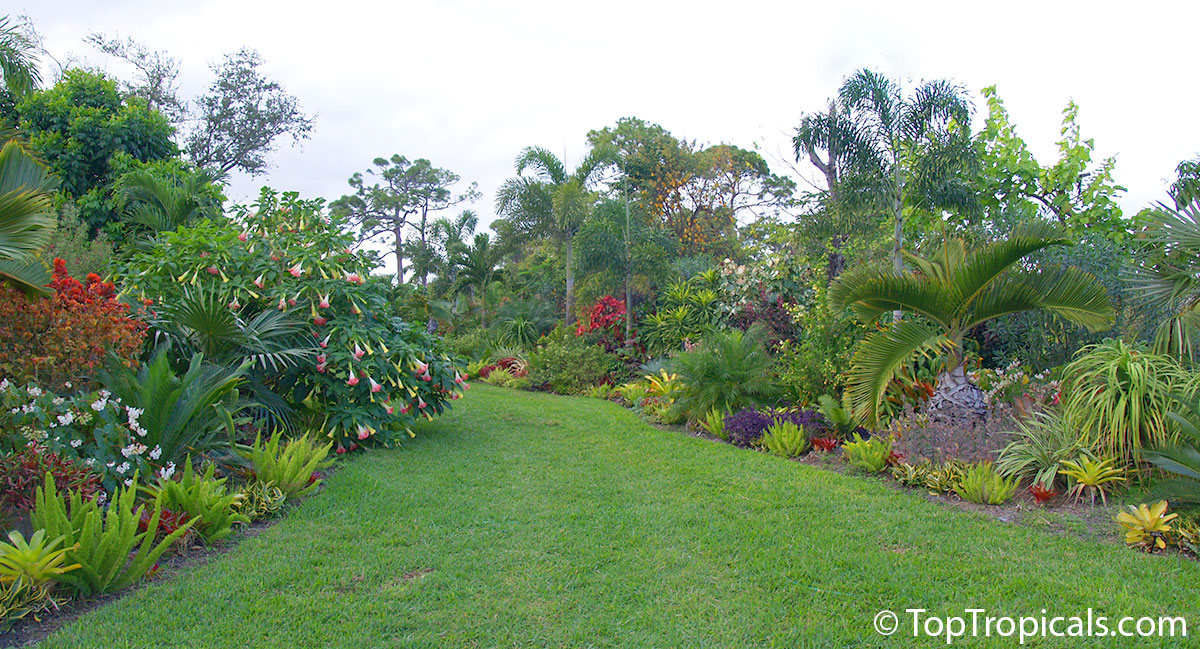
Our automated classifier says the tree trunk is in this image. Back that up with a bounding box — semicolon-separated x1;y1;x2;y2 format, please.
564;237;575;327
926;362;988;427
395;223;405;284
891;168;904;322
624;270;633;348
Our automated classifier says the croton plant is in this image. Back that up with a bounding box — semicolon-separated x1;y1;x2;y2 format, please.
118;188;467;449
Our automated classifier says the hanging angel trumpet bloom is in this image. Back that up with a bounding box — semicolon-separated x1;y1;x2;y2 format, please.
228;299;241;310
354;344;365;360
277;297;287;310
399;404;410;414
384;402;395;415
417;397;427;409
356;424;372;440
369;377;383;393
313;315;327;326
346;370;359;387
237;231;248;242
318;293;331;309
316;362;327;373
345;272;362;284
316;353;326;365
254;275;265;289
413;359;429;375
288;264;303;278
319;335;330;349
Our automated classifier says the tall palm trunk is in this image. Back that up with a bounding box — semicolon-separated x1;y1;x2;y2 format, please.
564;237;574;326
927;343;987;426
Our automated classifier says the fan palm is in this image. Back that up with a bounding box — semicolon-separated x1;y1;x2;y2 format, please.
0;140;56;297
148;289;315;429
1125;198;1200;364
831;221;1114;426
495;145;617;326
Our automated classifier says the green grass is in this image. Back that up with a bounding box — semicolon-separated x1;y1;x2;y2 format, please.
35;386;1200;647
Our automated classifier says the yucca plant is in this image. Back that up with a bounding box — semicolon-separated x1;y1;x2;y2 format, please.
1059;456;1126;506
761;420;810;458
668;325;779;422
1059;340;1195;462
240;431;332;501
995;409;1096;489
831;222;1114;426
1143;388;1200;504
142;457;248;544
30;473;196;596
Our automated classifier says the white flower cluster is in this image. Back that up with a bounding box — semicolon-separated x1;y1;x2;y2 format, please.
121;442;148;458
158;462;176;480
125;406;147;437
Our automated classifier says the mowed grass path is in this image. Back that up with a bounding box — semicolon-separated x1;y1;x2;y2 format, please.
37;386;1200;648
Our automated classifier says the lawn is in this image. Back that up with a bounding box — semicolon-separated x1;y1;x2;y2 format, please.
33;386;1199;648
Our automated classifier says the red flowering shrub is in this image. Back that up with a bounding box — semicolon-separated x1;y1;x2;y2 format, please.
0;259;146;391
575;296;626;351
0;444;102;511
477;357;527;379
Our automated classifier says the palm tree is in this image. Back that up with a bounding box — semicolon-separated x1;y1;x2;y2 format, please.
825;70;980;278
452;232;503;328
0;140;56;296
0;16;41;97
112;167;220;237
429;209;478;291
831;221;1114;426
1126;199;1200;364
495;145;616;326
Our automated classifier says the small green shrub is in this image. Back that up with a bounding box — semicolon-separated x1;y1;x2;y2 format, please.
527;328;621;394
668;325;779;421
240;431;332;501
891;462;931;487
698;408;728;440
1;576;55;633
235;480;287;520
761;420;810;458
31;473;195;596
953;461;1019;505
924;461;968;493
142;457;249;544
842;433;892;473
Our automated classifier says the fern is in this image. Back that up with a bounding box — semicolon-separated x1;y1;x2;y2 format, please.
30;473;195;596
241;431;332;501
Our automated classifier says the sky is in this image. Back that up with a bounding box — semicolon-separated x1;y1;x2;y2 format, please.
18;0;1200;240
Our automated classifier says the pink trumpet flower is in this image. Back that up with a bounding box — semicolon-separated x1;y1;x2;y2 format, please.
277;297;287;310
414;360;429;375
399;404;410;414
318;294;331;309
417;398;427;410
288;298;297;307
319;335;330;348
369;377;383;393
237;232;248;242
289;264;302;277
384;402;395;415
346;272;362;284
313;316;327;326
356;424;371;440
253;275;265;289
228;299;241;310
422;373;432;382
462;382;471;390
316;362;327;373
346;371;359;387
316;353;326;364
354;344;365;360
207;266;219;275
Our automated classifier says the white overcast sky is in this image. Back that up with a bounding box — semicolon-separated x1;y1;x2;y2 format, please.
18;0;1200;236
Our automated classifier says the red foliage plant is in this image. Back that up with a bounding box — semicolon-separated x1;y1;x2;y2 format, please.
0;259;147;391
139;507;194;544
576;295;626;351
1028;483;1057;505
477;357;527;379
0;444;102;511
811;437;840;453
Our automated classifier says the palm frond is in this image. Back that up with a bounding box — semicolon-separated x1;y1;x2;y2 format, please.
843;319;949;426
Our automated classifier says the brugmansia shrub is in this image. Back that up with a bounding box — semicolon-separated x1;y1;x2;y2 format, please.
953;461;1019;505
0;259;146;392
668;325;778;422
142;457;248;544
117;188;466;447
1060;340;1196;462
241;430;332;501
31;474;195;595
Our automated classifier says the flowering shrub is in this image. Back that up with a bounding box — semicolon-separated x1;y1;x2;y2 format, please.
116;188;466;448
970;360;1059;411
0;443;102;511
576;295;626;351
0;379;166;491
0;259;146;392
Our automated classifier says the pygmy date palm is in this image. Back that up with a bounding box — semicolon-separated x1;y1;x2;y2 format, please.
831;221;1114;426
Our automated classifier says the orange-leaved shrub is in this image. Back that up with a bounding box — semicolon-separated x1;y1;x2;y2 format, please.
0;258;146;391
